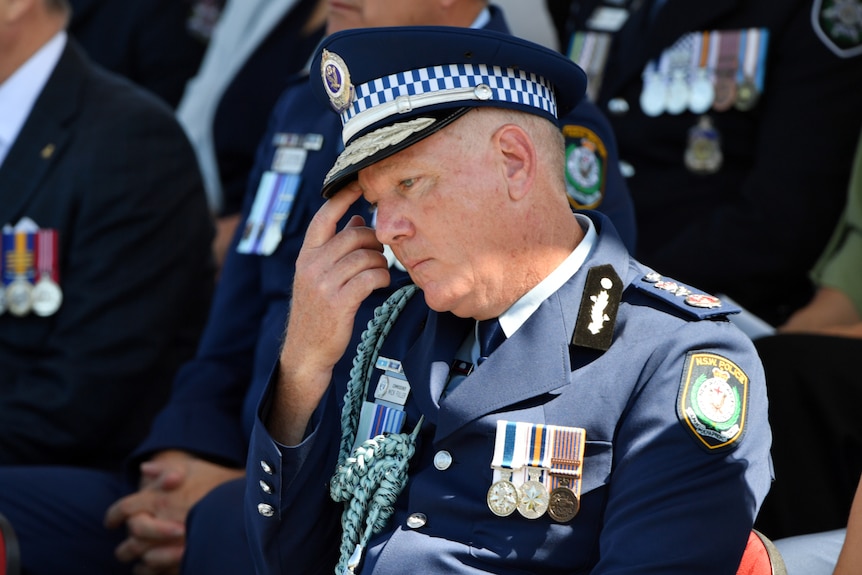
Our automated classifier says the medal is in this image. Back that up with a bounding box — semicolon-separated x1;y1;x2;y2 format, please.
688;68;714;114
487;471;520;517
684;116;723;174
517;424;552;519
31;275;62;317
688;31;715;113
549;483;580;522
639;61;666;117
712;30;741;111
6;277;32;316
665;70;689;115
734;78;759;111
32;229;62;316
664;36;693;115
3;230;36;316
732;29;758;111
487;421;527;517
735;29;769;111
517;470;550;519
568;31;613;102
547;425;586;523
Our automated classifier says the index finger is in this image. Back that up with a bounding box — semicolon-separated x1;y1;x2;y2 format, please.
302;183;364;250
104;491;155;529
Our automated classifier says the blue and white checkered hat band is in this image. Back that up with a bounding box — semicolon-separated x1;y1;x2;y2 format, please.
340;63;557;143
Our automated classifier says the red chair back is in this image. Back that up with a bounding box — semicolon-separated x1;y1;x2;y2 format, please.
737;529;787;575
0;512;20;575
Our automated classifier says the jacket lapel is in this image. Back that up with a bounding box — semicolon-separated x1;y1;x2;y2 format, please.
0;42;83;226
403;311;472;428
433;213;635;443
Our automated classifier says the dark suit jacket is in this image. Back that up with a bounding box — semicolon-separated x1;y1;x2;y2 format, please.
0;39;215;468
68;0;208;107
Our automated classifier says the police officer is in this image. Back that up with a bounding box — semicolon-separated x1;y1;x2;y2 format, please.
546;0;862;326
0;2;637;574
246;26;772;574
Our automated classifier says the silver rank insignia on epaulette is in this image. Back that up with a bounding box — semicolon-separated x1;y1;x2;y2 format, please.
572;264;622;351
635;271;739;320
678;352;749;451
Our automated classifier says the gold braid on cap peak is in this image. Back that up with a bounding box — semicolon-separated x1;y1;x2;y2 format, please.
324;117;436;187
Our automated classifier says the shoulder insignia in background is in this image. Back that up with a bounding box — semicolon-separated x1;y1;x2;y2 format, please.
562;125;607;209
632;271;739;320
677;352;748;451
812;0;862;58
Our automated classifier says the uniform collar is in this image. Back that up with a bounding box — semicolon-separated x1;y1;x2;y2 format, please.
497;213;596;338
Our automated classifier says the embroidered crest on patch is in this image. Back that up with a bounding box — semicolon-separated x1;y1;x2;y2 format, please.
678;352;748;450
562;125;607;209
812;0;862;58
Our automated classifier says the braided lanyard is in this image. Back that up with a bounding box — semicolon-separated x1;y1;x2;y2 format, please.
329;284;423;575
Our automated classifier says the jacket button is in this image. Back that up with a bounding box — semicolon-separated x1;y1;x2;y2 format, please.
259;479;273;494
433;450;452;470
260;460;274;475
406;513;427;529
258;503;275;517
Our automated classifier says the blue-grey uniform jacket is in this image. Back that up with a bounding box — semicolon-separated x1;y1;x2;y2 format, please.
246;211;773;575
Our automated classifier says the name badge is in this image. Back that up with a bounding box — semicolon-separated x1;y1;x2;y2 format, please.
374;373;410;407
272;147;307;175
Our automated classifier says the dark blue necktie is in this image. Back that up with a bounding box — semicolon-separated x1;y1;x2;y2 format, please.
476;319;505;366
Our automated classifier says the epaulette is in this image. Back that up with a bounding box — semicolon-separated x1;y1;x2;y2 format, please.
630;271;739;320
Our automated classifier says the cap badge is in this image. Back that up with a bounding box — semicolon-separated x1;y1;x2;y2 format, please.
321;49;354;113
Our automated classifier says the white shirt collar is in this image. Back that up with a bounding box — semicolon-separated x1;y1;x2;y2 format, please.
497;213;597;337
470;7;491;29
0;31;67;168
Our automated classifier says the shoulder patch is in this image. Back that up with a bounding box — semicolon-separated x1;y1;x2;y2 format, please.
811;0;862;58
678;352;749;451
562;125;607;209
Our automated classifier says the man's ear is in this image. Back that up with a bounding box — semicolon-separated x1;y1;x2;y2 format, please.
495;124;536;201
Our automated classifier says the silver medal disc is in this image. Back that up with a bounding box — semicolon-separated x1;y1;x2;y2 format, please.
688;70;715;114
487;480;519;517
639;75;666;117
665;71;689;115
6;278;33;317
517;480;550;519
31;276;63;317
